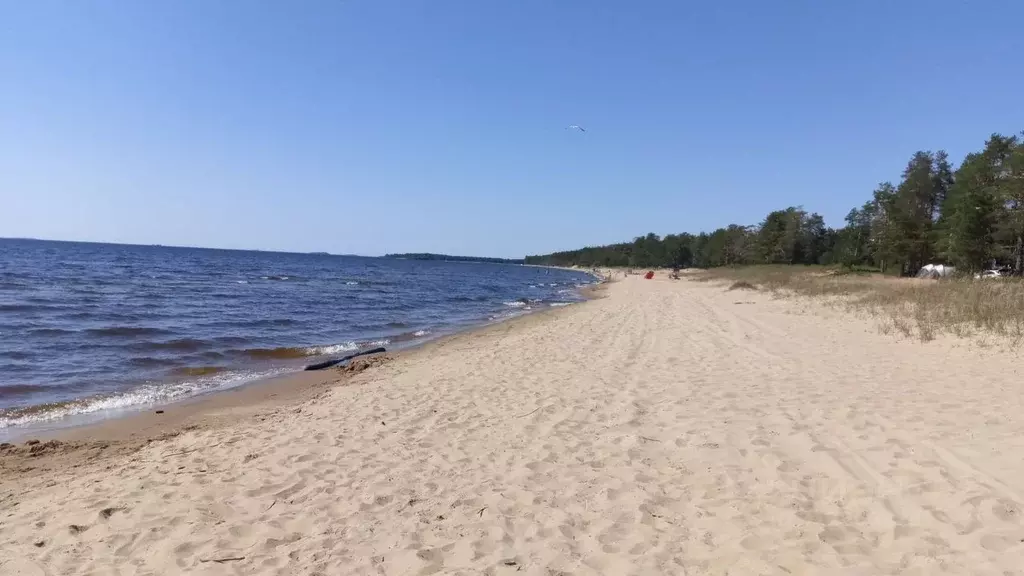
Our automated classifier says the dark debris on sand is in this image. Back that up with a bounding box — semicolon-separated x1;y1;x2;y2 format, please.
334;354;392;376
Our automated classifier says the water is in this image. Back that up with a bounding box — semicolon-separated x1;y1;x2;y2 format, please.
0;239;594;432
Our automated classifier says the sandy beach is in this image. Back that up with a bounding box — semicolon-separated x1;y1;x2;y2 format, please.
4;274;1024;575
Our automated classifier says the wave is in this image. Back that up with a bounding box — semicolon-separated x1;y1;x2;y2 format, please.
242;342;360;359
128;356;180;368
387;330;429;344
0;367;288;430
489;310;523;321
27;327;76;336
172;366;228;377
0;304;38;312
549;302;572;307
85;326;173;337
503;301;527;308
142;338;209;352
194;318;300;330
260;275;292;281
448;295;490;303
0;383;51;400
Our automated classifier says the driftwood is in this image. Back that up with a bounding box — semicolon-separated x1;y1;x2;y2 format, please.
304;347;386;371
199;556;245;563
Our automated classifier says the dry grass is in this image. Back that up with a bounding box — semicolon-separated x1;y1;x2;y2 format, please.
692;266;1024;342
727;281;758;291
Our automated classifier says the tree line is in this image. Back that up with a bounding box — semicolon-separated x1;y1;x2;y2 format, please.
385;253;525;264
525;132;1024;275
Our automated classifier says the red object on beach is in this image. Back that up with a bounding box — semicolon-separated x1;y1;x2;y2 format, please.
644;271;654;279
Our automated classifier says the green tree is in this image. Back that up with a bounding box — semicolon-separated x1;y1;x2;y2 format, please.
939;142;1006;270
524;131;1021;275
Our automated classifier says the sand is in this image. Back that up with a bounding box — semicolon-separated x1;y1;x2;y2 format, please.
3;274;1024;575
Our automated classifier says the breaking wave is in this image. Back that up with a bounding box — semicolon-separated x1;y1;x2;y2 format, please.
0;368;289;430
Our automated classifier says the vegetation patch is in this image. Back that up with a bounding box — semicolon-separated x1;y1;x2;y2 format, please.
727;281;758;291
695;266;1024;342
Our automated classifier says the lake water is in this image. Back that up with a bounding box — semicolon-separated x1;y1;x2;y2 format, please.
0;239;594;432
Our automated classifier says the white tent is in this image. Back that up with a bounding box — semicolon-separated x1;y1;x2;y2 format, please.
916;263;955;279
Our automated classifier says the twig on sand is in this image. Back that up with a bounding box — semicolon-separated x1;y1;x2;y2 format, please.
515;406;545;418
264;499;277;512
199;556;245;563
639;436;661;443
478;507;487;518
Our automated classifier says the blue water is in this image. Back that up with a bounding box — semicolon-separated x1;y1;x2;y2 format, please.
0;239;594;430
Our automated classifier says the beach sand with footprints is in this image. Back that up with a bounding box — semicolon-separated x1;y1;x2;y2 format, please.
4;273;1024;574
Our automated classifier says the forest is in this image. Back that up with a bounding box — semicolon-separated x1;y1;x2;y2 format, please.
525;132;1024;276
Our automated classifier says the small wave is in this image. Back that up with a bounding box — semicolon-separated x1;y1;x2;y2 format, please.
251;318;301;328
243;342;359;359
0;368;288;430
0;383;51;400
146;338;209;352
128;356;180;368
345;281;359;285
449;295;489;303
0;350;33;361
549;302;572;307
27;327;76;336
244;346;315;359
503;301;527;308
309;343;361;355
260;275;290;281
0;304;37;312
236;280;249;284
172;366;228;377
85;326;172;337
388;330;429;343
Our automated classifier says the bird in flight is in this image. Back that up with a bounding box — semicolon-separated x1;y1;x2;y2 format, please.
566;125;586;132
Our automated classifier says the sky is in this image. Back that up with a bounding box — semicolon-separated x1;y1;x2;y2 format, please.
2;1;1023;258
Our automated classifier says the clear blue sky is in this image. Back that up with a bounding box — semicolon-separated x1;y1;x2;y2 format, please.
2;1;1022;258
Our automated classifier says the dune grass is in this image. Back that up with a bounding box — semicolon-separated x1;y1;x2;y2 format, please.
727;281;758;291
692;265;1024;342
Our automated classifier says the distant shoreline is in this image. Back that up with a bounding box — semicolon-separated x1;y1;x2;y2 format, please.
383;253;525;264
1;237;529;263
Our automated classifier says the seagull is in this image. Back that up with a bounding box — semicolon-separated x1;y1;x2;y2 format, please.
566;125;586;132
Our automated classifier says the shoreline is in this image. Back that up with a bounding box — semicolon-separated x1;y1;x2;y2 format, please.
0;276;604;442
0;281;608;464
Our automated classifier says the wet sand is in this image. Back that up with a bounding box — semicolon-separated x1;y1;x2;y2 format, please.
3;275;1024;575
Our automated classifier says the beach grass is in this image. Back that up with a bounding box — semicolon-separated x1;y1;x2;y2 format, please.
693;265;1024;342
